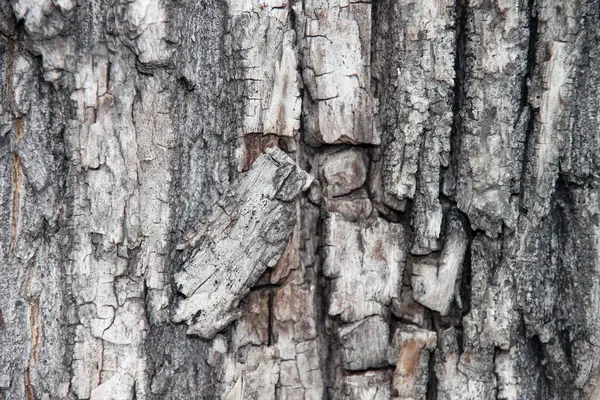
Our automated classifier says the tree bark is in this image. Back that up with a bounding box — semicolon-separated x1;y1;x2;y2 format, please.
1;0;599;399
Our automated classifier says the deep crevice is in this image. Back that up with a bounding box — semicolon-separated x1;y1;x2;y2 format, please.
528;334;551;400
445;0;469;201
426;349;437;400
267;289;274;346
517;0;540;215
291;2;334;396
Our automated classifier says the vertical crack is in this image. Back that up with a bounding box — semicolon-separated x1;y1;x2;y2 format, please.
267;289;274;346
426;348;437;400
517;0;539;215
10;153;21;255
445;0;468;200
7;37;21;256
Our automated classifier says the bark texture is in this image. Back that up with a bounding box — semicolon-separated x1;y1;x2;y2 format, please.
1;0;600;399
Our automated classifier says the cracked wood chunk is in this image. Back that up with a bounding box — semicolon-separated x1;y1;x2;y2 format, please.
316;148;369;198
388;326;437;400
323;212;405;323
411;213;468;315
172;148;312;339
338;315;390;371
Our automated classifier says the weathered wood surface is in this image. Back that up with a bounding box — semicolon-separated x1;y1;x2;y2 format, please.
173;148;312;339
1;0;600;399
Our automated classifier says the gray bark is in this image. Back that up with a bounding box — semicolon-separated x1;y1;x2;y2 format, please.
1;0;600;399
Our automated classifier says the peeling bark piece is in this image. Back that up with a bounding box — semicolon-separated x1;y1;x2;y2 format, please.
173;148;312;339
301;0;377;145
323;212;405;322
411;213;467;315
338;316;390;371
229;2;302;172
389;326;437;400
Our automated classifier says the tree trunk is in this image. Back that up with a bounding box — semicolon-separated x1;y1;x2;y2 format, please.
1;0;599;399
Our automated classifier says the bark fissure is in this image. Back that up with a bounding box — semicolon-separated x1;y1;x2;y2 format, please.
518;0;540;215
447;0;468;200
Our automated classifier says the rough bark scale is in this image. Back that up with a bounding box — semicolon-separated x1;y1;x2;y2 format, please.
1;0;600;399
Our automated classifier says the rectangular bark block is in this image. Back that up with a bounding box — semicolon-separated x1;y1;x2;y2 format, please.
323;212;405;323
302;1;377;145
411;213;467;315
389;325;437;400
338;316;390;371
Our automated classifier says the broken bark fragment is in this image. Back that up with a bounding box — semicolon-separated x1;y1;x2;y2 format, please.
338;315;390;371
411;212;468;315
388;325;437;400
301;0;377;145
323;212;405;323
173;148;312;339
315;148;369;198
